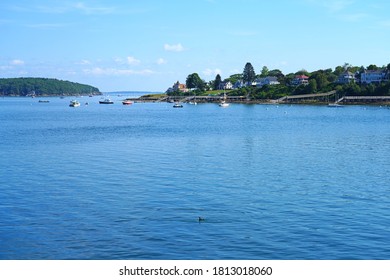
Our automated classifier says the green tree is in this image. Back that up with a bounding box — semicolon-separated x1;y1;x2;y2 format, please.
226;74;242;84
243;62;256;85
307;79;317;93
260;66;269;77
367;64;378;71
186;73;205;91
213;74;222;90
311;71;328;91
334;66;344;76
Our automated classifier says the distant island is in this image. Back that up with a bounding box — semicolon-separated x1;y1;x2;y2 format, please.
0;77;101;96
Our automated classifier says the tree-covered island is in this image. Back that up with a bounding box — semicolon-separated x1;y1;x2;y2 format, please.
0;77;100;96
165;62;390;102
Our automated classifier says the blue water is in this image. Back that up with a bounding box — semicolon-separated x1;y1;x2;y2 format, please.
1;96;389;260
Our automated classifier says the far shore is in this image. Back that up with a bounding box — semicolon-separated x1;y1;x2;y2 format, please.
125;93;390;106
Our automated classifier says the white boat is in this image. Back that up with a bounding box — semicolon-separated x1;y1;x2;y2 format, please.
328;103;343;107
219;92;230;107
173;102;183;108
69;100;80;107
189;101;197;105
219;101;229;107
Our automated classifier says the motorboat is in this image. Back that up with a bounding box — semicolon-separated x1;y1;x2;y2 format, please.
69;100;80;107
173;102;183;108
99;98;114;104
122;100;133;105
219;101;229;107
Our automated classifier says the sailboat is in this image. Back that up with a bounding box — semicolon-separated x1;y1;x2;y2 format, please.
219;91;229;107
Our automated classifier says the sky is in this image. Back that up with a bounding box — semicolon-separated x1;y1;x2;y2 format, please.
1;0;390;92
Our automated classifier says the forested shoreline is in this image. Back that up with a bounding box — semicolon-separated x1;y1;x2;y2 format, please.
0;78;100;96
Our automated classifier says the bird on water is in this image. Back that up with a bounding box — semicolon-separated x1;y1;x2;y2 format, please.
198;217;205;222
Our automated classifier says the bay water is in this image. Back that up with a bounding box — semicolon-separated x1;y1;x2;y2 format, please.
1;96;389;259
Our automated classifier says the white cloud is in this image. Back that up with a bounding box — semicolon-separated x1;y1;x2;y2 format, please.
164;43;184;52
77;59;91;65
126;56;141;65
10;59;25;65
203;68;222;77
114;56;141;65
156;58;167;65
83;67;153;76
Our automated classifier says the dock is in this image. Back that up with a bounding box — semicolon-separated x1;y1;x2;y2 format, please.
125;91;390;105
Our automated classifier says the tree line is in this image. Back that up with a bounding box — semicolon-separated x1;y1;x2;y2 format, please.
0;78;100;96
169;62;390;99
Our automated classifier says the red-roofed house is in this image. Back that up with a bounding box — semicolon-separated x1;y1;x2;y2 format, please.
291;75;309;86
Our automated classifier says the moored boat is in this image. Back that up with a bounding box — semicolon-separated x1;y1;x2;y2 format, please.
328;103;343;107
122;100;133;105
69;100;80;107
99;98;114;104
219;92;229;107
173;102;183;108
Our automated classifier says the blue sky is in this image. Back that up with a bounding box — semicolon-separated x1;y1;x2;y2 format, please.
1;0;390;92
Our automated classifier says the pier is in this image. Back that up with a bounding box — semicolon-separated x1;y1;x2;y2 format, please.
125;91;390;105
277;91;336;103
127;95;248;103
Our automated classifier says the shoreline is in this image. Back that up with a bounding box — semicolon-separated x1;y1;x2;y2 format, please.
126;95;390;106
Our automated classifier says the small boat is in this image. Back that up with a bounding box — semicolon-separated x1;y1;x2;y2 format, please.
122;100;133;105
69;100;80;107
219;92;229;107
328;103;343;107
189;101;197;105
219;101;229;107
38;100;50;103
99;98;114;104
173;102;183;108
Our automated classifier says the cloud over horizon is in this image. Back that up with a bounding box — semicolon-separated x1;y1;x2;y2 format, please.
164;43;184;52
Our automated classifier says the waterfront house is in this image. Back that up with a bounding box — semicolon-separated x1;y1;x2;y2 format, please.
233;80;245;89
360;69;387;84
291;75;309;86
218;81;233;90
256;76;280;88
337;71;356;84
167;81;189;93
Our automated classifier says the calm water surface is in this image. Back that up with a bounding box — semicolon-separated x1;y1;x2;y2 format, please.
0;96;389;259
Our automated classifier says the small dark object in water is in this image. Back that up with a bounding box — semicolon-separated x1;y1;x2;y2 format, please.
198;217;205;222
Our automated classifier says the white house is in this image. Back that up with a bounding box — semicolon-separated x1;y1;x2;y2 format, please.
218;81;233;90
360;70;387;84
256;76;280;88
337;71;356;84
